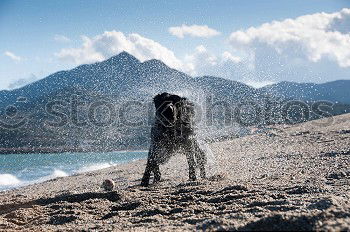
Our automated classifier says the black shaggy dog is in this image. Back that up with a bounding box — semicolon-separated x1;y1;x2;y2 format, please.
141;92;207;187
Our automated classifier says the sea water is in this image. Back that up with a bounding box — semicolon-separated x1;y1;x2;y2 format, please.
0;151;147;191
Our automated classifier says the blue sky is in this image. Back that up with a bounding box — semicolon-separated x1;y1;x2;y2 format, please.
1;0;350;89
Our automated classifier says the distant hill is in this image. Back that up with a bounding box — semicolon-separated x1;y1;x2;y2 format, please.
0;52;349;153
261;80;350;104
0;52;263;153
0;52;260;109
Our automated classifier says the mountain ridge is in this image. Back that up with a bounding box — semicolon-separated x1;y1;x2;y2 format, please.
0;51;262;153
2;51;349;104
262;79;350;103
0;51;349;153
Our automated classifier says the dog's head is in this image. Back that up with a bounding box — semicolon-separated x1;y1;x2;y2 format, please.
153;92;183;127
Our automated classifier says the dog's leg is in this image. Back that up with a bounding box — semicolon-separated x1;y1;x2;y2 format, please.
141;144;162;186
196;148;206;179
153;164;161;183
141;156;153;187
193;141;206;179
141;159;160;186
185;150;197;181
198;161;206;179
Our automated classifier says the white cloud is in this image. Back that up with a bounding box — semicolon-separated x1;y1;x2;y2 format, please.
8;74;39;90
54;34;71;43
184;45;218;75
55;30;183;70
184;45;244;78
229;8;350;68
169;24;220;39
243;80;275;88
4;51;22;62
222;51;241;63
53;9;350;85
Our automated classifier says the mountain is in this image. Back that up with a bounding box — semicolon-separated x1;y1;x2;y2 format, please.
261;80;350;104
0;52;349;153
0;52;264;153
0;52;260;108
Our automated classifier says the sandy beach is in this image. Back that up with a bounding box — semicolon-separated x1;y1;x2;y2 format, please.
0;113;349;231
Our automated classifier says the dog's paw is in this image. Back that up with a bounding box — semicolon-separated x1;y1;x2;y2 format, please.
140;180;150;187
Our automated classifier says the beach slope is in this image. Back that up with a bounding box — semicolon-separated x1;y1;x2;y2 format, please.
1;114;349;231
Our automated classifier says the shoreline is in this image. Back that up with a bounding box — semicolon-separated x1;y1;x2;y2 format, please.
0;153;148;193
0;148;149;156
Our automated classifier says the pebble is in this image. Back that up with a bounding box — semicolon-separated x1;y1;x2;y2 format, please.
102;179;115;191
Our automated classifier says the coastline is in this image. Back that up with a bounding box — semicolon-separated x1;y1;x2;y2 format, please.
0;151;148;192
0;114;349;231
0;148;149;155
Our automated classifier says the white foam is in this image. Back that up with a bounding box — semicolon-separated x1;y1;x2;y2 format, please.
0;174;21;186
0;152;147;191
51;169;69;178
76;163;115;174
35;169;68;183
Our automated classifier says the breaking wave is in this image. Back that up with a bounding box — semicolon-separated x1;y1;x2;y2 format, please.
0;174;21;186
35;169;69;183
0;169;68;191
76;163;116;173
0;151;147;191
